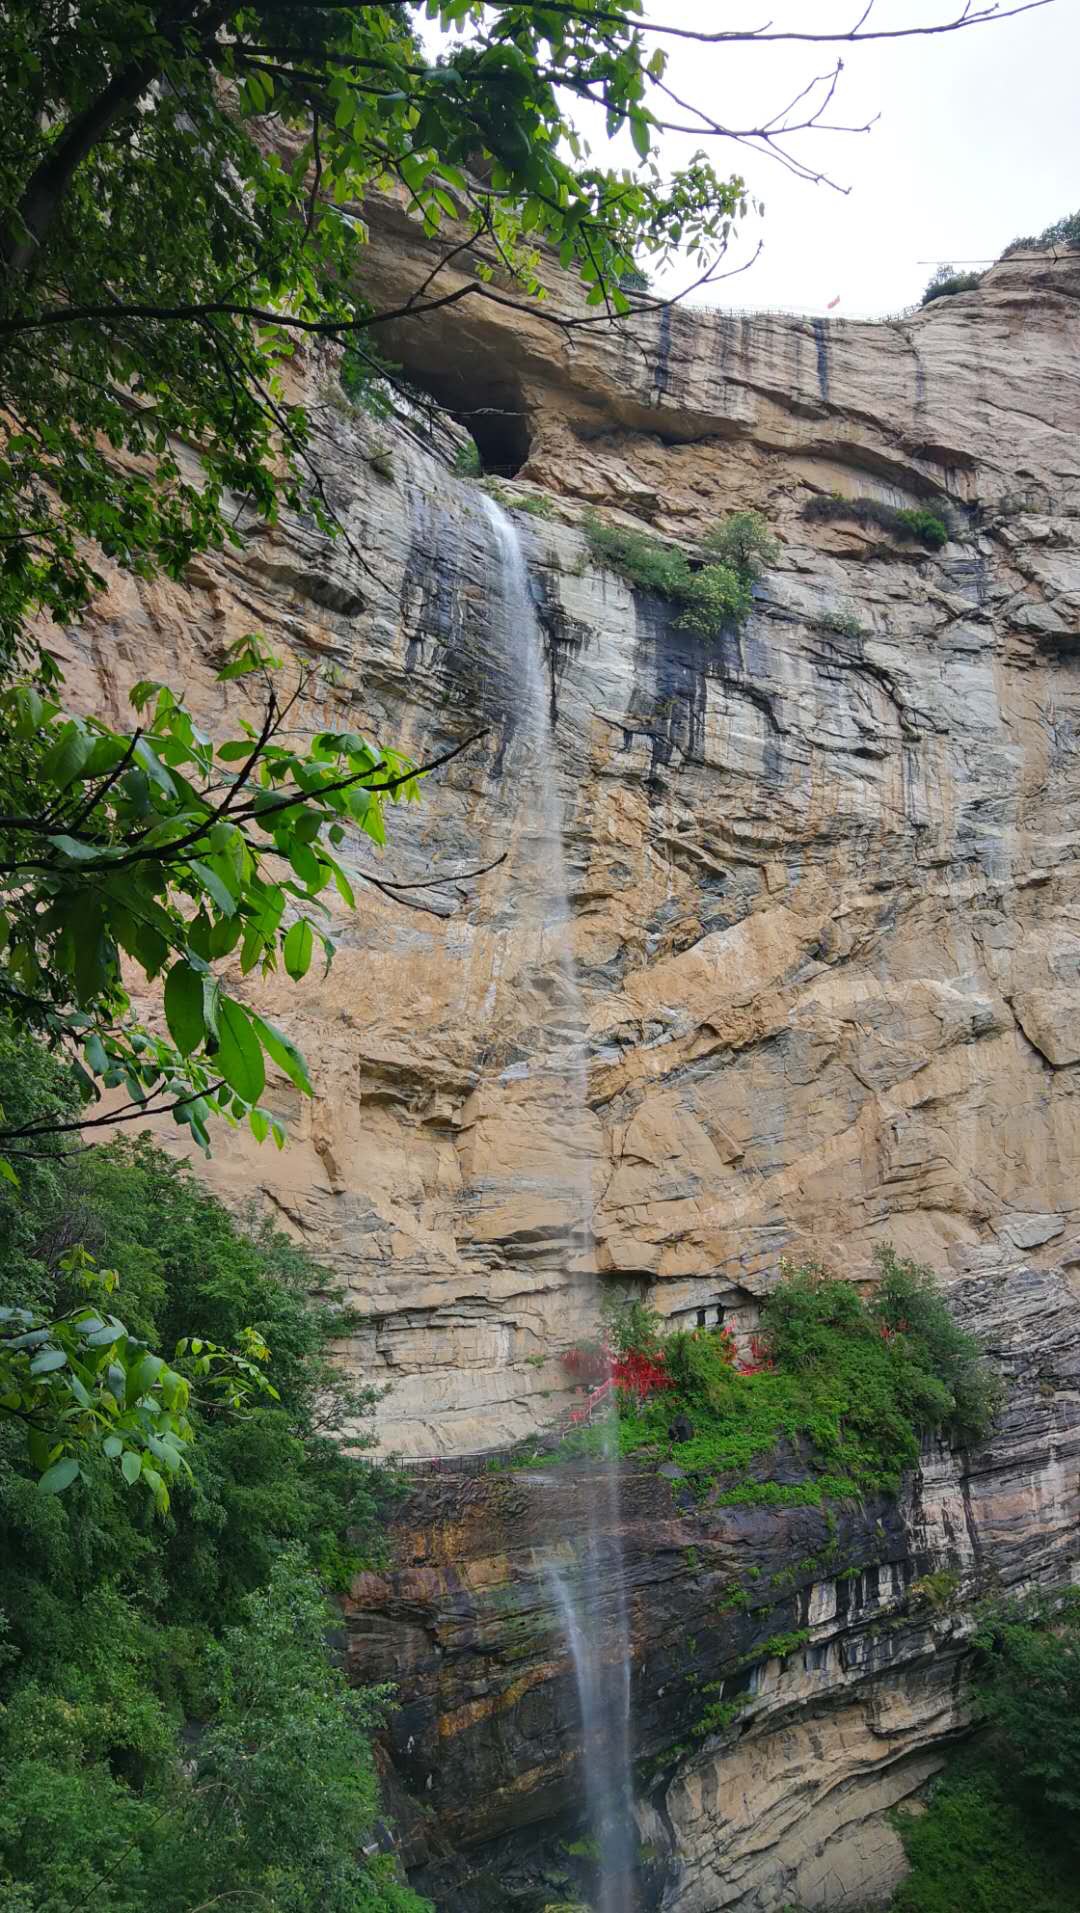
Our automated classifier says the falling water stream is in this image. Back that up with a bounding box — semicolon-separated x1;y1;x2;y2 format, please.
478;494;637;1911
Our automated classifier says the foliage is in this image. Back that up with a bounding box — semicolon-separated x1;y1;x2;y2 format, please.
921;264;982;304
0;641;422;1168
601;1291;666;1363
895;508;949;550
454;438;484;478
589;1250;1001;1505
803;493;949;550
0;1550;426;1913
703;510;780;580
816;608;866;640
890;1766;1077;1913
0;1029;394;1596
0;1244;276;1507
0;1;751;657
971;1588;1080;1838
909;1570;962;1614
0;1031;417;1910
1001;210;1080;258
585;509;776;635
889;1592;1080;1913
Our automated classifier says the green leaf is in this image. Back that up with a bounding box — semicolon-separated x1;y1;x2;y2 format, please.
39;1457;80;1495
282;918;313;981
215;998;266;1104
189;860;237;917
250;1014;313;1096
29;1347;67;1375
164;960;206;1055
0;1157;19;1189
103;1435;124;1459
121;1449;142;1485
46;833;104;863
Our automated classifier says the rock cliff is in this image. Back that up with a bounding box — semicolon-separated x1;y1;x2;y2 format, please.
64;232;1080;1459
345;1268;1080;1910
61;217;1080;1908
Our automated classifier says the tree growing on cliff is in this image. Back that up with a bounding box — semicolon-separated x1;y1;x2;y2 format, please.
0;0;1052;1152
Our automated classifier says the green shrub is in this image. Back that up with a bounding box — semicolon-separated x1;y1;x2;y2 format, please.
816;608;866;640
703;510;779;580
1001;210;1080;259
368;441;394;480
891;1767;1077;1913
678;561;752;633
585;517;693;598
972;1588;1080;1838
0;1028;421;1913
602;1250;1000;1505
454;436;482;477
875;1247;1003;1444
585;508;775;636
921;265;982;305
895;507;949;550
804;493;948;551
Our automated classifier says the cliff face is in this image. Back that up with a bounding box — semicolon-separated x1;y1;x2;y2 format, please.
64;236;1080;1457
61;225;1080;1905
346;1270;1080;1911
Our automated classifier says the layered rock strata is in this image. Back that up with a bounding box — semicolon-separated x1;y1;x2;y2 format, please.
346;1269;1080;1911
63;238;1080;1457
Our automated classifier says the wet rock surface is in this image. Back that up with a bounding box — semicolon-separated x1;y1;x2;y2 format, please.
63;233;1080;1459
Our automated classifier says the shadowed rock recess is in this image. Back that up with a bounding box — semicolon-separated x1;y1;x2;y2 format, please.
64;230;1080;1905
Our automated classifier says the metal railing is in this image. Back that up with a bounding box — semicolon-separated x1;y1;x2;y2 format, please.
684;297;921;326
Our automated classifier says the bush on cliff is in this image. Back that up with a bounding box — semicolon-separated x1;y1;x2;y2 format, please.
567;1250;1002;1504
921;264;983;304
0;1028;424;1912
803;493;949;550
585;510;777;635
1001;210;1080;258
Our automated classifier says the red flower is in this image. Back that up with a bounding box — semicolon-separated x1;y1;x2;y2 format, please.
612;1349;673;1401
737;1333;775;1376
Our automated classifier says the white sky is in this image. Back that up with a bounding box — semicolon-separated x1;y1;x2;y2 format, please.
427;1;1078;318
614;0;1080;315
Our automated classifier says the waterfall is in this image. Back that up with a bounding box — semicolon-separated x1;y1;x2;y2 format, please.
478;493;637;1912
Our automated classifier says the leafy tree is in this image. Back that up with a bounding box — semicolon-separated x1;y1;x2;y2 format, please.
891;1765;1077;1913
0;1034;419;1907
0;1027;390;1534
165;1550;429;1913
0;1243;276;1509
921;263;983;304
0;638;434;1173
972;1588;1080;1839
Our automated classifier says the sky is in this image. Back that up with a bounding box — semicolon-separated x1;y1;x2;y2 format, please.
616;0;1080;316
426;0;1078;319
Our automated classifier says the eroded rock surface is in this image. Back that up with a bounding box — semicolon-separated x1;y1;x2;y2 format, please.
62;236;1080;1459
345;1269;1080;1910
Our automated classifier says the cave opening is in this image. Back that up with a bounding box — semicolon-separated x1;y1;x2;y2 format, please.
392;357;532;475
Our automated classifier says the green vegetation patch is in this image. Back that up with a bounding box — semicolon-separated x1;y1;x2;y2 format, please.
921;265;983;305
585;510;778;635
0;1027;425;1912
1001;209;1080;259
892;1768;1077;1913
889;1586;1080;1912
803;493;949;550
555;1252;1001;1508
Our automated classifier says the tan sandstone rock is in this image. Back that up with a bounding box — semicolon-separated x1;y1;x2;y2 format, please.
57;232;1080;1460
